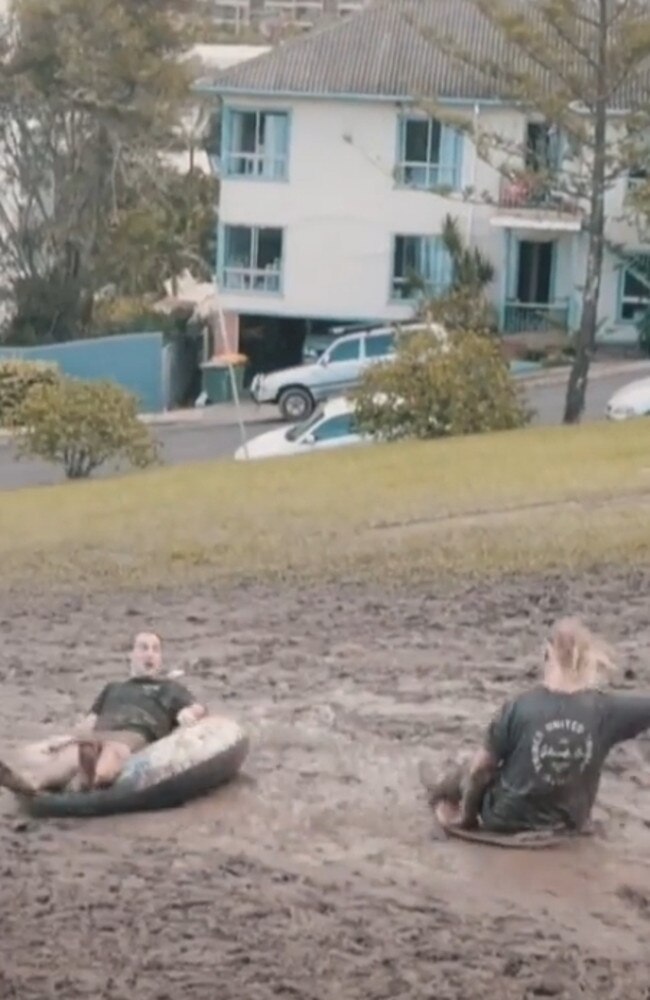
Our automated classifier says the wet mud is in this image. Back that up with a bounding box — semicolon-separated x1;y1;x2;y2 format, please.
0;570;648;999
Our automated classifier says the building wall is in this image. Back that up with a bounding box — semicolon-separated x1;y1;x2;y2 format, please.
0;332;165;412
216;95;645;342
219;98;502;321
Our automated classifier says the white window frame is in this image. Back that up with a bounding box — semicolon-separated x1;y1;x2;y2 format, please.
397;117;457;189
222;226;284;293
224;109;289;180
391;234;451;302
620;255;650;322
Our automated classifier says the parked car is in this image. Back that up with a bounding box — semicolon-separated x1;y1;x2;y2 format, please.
301;322;375;362
250;321;446;422
301;331;338;362
234;396;367;461
605;377;650;420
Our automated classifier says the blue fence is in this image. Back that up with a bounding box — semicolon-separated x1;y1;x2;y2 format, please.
0;332;165;413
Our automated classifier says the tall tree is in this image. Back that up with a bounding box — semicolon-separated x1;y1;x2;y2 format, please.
423;0;650;423
99;166;218;298
0;0;212;342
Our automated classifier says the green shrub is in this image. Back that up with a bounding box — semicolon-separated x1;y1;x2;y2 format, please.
15;377;160;479
0;358;60;427
418;287;498;334
353;329;532;442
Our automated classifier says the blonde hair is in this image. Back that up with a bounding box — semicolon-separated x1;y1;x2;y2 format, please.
548;617;616;688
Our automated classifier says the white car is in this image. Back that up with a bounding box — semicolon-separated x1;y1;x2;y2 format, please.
606;377;650;420
234;397;366;461
249;321;446;422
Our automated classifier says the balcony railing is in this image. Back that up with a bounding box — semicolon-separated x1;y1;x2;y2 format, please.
264;0;325;9
338;0;367;12
223;151;288;180
212;0;252;23
262;0;326;21
498;176;581;216
395;162;459;190
223;266;281;293
503;301;570;334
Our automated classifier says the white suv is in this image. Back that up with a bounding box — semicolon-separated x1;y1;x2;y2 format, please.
250;322;444;421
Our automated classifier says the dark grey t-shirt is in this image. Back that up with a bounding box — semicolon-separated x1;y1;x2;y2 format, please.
479;687;650;833
91;677;196;743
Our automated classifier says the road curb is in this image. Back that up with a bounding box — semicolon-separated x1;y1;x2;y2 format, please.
517;360;650;388
0;364;646;439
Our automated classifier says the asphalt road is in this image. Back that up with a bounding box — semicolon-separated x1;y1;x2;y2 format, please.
0;368;644;491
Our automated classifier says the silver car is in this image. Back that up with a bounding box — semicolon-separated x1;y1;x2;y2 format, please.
250;323;438;421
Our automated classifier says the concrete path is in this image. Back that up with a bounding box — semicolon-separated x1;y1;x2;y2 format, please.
141;358;650;430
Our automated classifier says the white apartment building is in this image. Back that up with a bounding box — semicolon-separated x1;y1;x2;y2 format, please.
199;0;650;371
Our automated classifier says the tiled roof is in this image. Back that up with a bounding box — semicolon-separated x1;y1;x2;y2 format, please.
200;0;650;108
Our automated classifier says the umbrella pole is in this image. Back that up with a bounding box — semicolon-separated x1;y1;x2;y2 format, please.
213;281;249;461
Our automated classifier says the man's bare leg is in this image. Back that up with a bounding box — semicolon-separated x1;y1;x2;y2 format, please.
0;741;82;795
77;739;133;790
77;741;100;790
92;741;132;788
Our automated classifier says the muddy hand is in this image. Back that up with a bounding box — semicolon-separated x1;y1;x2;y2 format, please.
177;705;206;727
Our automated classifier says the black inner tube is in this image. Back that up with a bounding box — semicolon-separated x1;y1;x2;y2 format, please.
20;736;249;819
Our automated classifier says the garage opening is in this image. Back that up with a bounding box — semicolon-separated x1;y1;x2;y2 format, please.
238;314;377;385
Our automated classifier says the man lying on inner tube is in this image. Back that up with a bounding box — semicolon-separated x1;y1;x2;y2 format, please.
0;631;207;796
421;618;650;837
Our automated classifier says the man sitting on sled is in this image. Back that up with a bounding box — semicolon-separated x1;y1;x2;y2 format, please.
0;631;206;796
421;618;650;836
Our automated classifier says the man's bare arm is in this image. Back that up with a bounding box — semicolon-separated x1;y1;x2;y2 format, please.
459;748;498;829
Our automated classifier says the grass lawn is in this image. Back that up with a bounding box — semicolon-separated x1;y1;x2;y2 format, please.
2;419;650;589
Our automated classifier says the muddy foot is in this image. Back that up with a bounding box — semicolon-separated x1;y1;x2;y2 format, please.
418;760;464;808
0;760;36;796
435;800;462;827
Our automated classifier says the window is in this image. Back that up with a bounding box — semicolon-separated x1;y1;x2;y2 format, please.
224;109;289;180
391;235;453;301
620;255;650;321
628;164;648;191
312;414;355;441
396;117;462;189
285;407;324;442
365;332;395;358
525;121;561;173
222;226;283;293
205;111;221;171
626;132;649;192
327;338;361;363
